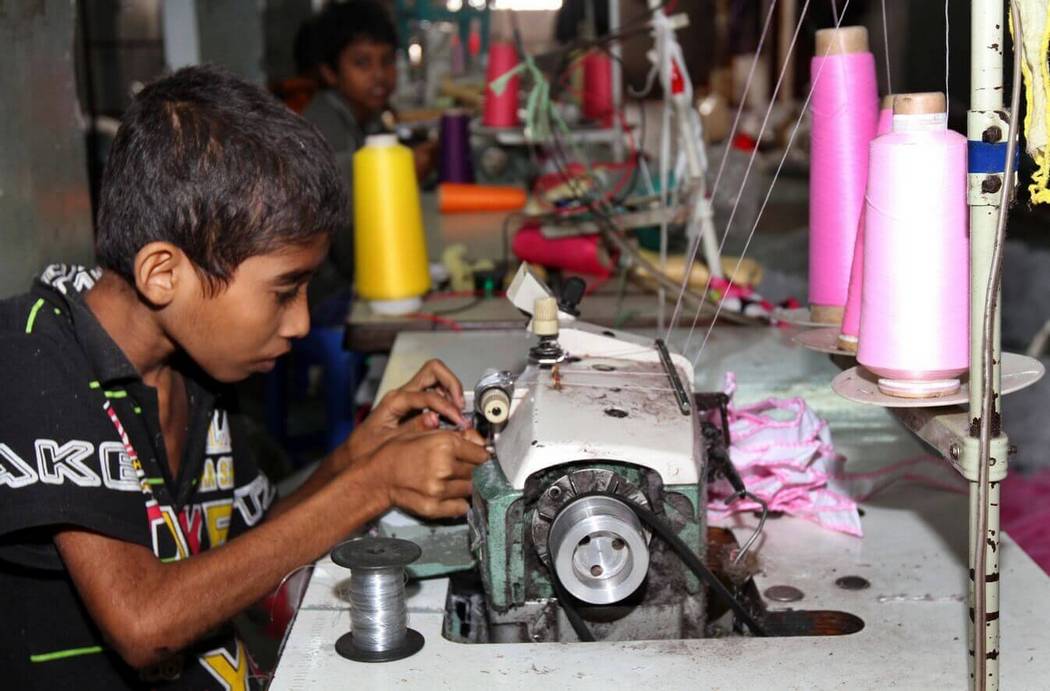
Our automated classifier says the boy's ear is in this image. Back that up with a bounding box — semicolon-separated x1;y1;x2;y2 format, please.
319;63;338;88
132;242;189;308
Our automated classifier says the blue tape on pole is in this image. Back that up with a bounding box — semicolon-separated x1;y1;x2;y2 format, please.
968;140;1021;174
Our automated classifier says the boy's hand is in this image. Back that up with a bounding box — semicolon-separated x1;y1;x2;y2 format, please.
363;428;489;518
345;359;468;464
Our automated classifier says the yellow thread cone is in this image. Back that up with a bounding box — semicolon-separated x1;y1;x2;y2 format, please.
354;134;431;313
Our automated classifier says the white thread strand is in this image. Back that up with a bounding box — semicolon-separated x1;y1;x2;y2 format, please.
945;0;950;109
691;0;854;368
881;0;892;93
679;0;817;357
664;0;781;342
831;0;839;24
349;569;408;652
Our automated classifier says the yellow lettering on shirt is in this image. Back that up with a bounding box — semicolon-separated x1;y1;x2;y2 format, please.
216;456;234;491
199;639;249;691
203;499;234;548
200;459;217;492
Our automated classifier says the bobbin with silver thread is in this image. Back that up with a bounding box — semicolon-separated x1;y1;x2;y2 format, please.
331;537;425;663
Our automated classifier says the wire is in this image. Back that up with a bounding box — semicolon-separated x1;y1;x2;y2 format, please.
880;0;892;93
550;569;597;642
690;0;856;369
680;0;813;355
430;298;483;316
405;312;464;331
974;3;1023;682
548;493;769;641
620;497;768;636
945;0;951;112
665;0;782;342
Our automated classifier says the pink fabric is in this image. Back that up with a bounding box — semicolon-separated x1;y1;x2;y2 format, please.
707;373;863;536
1001;470;1050;575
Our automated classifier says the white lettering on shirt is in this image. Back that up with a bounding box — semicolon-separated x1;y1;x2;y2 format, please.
35;439;100;487
233;474;275;527
0;443;39;488
98;441;139;492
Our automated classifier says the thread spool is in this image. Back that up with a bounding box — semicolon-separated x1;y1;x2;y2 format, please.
808;26;879;325
331;537;424;663
438;110;475;183
483;41;520;128
838;95;896;352
439;182;527;213
511;223;614;278
354;134;431;315
582;50;614;126
857;92;969;398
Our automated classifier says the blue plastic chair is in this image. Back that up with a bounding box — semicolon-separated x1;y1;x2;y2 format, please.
265;326;363;463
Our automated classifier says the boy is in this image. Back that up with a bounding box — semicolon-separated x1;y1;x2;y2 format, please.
302;0;436;312
0;65;487;690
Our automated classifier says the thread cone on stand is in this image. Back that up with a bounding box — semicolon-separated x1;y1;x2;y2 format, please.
354;134;431;315
439;183;527;213
483;41;520;128
857;92;969;398
511;223;614;278
808;26;879;325
838;95;896;352
582;50;614;126
438;110;475;183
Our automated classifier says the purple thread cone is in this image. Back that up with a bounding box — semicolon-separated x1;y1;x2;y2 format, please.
438;111;475;183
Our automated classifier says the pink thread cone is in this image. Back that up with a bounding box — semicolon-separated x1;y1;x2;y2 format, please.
808;52;879;311
483;41;520;128
857;119;969;383
839;106;894;347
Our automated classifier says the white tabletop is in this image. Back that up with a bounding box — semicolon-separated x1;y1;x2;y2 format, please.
272;327;1050;690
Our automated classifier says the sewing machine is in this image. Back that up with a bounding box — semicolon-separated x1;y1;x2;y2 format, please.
450;265;713;643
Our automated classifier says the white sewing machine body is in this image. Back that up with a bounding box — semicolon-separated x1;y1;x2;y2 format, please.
493;320;701;490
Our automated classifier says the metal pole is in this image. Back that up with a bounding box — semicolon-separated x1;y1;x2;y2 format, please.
967;0;1006;688
609;0;624;162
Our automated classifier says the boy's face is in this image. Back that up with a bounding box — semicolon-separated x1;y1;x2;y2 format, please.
168;236;329;383
325;38;396;119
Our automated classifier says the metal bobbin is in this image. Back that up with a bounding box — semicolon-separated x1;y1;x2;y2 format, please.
331;537;425;663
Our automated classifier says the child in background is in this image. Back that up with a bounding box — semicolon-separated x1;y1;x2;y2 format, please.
302;0;437;317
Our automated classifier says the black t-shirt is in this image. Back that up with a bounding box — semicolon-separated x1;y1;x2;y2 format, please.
0;265;275;690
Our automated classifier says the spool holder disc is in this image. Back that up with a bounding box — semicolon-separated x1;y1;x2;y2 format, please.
832;352;1045;408
792;327;856;357
331;537;425;663
335;629;425;664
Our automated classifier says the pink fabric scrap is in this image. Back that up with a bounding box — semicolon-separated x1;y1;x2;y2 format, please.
1001;470;1050;576
707;373;863;537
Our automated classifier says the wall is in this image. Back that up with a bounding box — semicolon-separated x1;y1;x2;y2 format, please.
0;0;95;298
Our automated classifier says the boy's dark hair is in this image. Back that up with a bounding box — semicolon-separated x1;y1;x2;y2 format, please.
95;65;346;291
316;0;398;70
